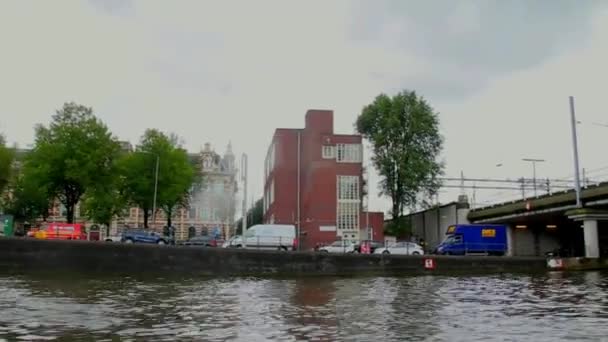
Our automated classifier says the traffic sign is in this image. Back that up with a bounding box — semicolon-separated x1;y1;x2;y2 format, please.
424;258;435;270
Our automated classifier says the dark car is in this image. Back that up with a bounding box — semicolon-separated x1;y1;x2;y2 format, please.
353;240;385;254
121;229;170;245
179;235;223;247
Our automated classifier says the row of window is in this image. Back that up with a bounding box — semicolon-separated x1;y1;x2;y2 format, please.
264;142;276;180
322;144;362;163
337;175;361;231
263;179;275;213
126;207;225;222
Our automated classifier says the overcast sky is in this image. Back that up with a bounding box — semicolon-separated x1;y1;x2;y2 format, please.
2;0;608;214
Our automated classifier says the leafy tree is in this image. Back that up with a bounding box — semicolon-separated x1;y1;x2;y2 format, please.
356;90;444;221
383;216;411;238
119;129;196;228
81;148;129;232
3;165;51;223
0;134;14;197
235;198;263;234
26;102;121;223
81;185;127;234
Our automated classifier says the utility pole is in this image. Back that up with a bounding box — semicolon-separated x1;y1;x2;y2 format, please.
522;158;545;197
152;155;159;227
365;162;371;241
241;153;248;247
460;170;465;196
520;177;526;199
569;96;583;207
582;168;587;188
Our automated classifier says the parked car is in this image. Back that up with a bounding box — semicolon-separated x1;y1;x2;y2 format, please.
374;241;424;255
121;229;170;245
33;223;87;241
104;235;122;242
353;240;385;254
230;224;297;251
318;240;357;253
180;235;224;247
222;235;240;248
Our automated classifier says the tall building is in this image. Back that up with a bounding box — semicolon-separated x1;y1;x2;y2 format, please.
263;109;384;250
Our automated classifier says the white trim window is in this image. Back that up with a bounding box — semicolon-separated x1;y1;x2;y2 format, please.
336;144;362;163
337;175;361;232
265;142;276;180
270;179;275;205
322;145;335;159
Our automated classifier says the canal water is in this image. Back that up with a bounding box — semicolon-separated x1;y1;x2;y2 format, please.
1;271;607;341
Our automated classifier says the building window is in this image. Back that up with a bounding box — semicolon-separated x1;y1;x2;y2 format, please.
270;180;275;205
60;204;68;217
201;207;211;221
189;207;196;219
212;182;224;194
265;142;276;180
203;156;213;170
322;145;335;159
337;176;360;232
336;144;362;163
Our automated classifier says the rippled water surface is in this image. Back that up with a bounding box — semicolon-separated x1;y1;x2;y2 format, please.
1;271;608;341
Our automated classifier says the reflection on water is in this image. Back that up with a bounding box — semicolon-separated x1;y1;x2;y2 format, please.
2;271;608;341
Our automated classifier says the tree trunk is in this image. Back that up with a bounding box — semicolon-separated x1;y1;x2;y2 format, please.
66;203;74;223
143;208;149;228
166;208;173;228
391;200;400;221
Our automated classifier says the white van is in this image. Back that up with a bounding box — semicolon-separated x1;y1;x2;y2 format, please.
229;224;297;251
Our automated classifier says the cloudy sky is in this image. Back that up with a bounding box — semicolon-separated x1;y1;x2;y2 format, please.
2;0;608;214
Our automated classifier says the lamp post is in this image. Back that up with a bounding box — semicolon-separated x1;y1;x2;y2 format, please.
137;151;160;227
522;158;545;197
241;153;248;248
364;162;370;241
569;96;582;207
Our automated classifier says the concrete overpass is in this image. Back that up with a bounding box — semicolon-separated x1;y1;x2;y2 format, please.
468;182;608;257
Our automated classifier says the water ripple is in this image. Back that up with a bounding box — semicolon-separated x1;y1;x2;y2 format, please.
1;272;608;341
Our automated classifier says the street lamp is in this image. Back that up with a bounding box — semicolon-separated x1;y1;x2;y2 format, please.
522;158;545;197
241;153;248;248
136;151;160;226
569;96;582;207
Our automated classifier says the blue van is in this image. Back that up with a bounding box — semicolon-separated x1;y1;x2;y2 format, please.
435;224;508;256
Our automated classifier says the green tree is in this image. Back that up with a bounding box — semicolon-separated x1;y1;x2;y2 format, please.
81;173;127;233
0;134;14;197
356;90;444;221
26;102;121;223
235;198;263;234
119;129;196;228
3;165;52;223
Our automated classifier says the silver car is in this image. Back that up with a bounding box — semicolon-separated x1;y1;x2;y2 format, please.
318;240;357;253
374;242;424;255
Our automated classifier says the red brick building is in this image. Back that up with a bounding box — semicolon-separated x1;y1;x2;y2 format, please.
263;109;384;250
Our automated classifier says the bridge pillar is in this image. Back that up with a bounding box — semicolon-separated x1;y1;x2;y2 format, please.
566;209;608;258
583;220;599;258
506;224;514;256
